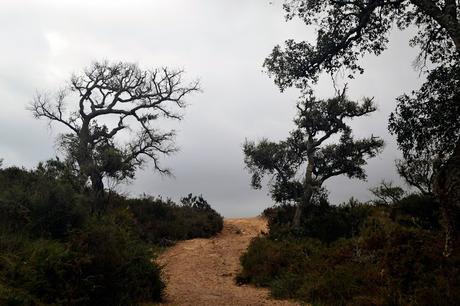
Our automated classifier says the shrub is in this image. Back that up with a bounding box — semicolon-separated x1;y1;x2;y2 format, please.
0;217;165;306
127;194;223;243
264;198;372;243
238;236;323;287
0;165;87;239
0;161;223;305
390;194;440;230
240;195;459;305
66;217;165;305
0;163;165;305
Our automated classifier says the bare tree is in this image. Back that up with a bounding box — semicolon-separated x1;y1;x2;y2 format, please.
30;61;199;210
370;180;406;205
396;158;436;196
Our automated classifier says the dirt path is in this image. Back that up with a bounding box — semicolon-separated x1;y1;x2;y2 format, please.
156;217;299;306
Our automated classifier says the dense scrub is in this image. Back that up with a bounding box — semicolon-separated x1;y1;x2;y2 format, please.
238;195;460;305
127;193;223;245
0;161;223;305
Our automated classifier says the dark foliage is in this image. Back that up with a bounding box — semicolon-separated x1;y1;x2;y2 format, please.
369;180;405;205
265;1;458;91
0;163;164;305
0;161;222;305
395;156;436;196
389;63;460;205
263;197;372;243
240;195;459;305
244;91;383;204
126;194;223;244
0;220;164;306
390;193;441;230
389;64;460;162
266;0;460;256
0;164;88;239
244;90;383;228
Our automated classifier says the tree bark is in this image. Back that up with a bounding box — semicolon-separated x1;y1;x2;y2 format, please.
293;186;313;228
293;205;302;228
413;1;460;255
435;138;460;256
293;157;315;228
77;122;106;213
90;171;105;214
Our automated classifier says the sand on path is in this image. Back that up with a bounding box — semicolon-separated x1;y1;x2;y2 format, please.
156;217;300;306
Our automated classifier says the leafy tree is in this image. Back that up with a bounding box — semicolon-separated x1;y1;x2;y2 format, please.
395;155;437;195
265;0;458;89
389;63;460;196
390;64;460;161
244;89;383;227
30;61;199;211
265;0;460;255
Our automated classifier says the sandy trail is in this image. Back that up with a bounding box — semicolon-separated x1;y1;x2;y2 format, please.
156;217;299;306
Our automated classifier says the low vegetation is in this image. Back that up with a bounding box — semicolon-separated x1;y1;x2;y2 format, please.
0;160;223;305
238;193;460;305
128;193;223;245
3;0;460;303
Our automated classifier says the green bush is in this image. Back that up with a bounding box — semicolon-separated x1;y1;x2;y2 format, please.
264;198;372;243
0;165;88;239
0;161;220;305
240;196;459;305
390;194;440;230
65;217;165;305
238;236;323;287
127;194;223;244
0;215;165;306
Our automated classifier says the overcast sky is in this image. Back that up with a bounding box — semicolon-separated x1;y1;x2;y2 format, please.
0;0;425;217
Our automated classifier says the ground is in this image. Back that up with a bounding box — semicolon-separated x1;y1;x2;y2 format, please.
156;217;300;306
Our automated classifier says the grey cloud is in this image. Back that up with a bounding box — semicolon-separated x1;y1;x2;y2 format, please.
0;0;424;217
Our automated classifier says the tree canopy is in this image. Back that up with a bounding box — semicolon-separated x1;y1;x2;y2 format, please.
265;0;460;255
244;90;383;225
265;0;459;90
389;63;460;162
30;61;199;204
389;63;460;194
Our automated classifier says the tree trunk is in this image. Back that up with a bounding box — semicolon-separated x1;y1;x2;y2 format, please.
90;171;105;214
293;186;313;228
293;205;302;228
77;123;106;214
435;139;460;257
410;0;460;256
293;157;314;228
